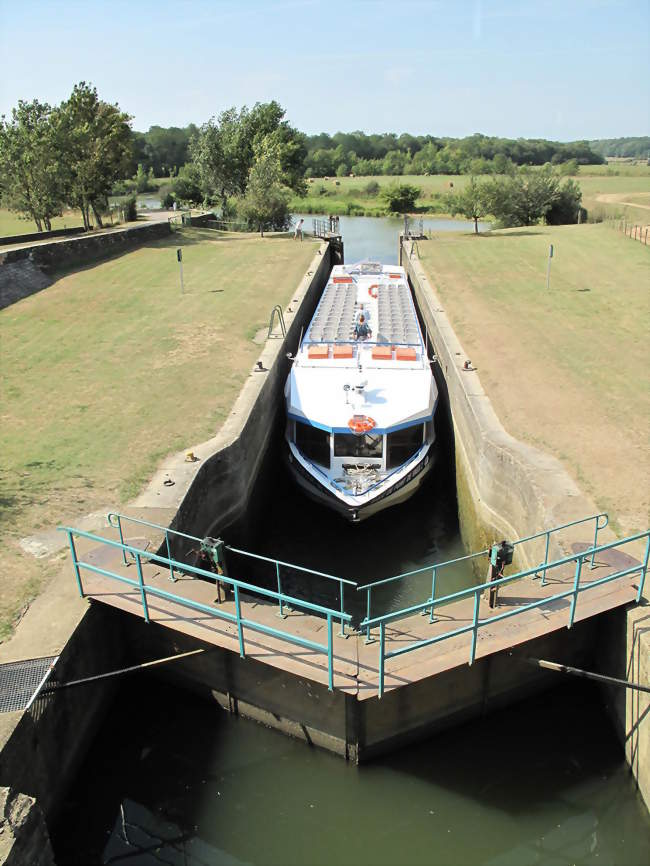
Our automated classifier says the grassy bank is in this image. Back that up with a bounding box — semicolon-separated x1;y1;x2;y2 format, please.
418;223;649;537
0;228;318;638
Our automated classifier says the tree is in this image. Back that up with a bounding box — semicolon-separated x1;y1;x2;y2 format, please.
488;166;560;227
238;143;291;235
58;82;132;229
190;101;306;211
0;99;65;231
545;178;584;225
171;163;203;206
381;183;421;213
448;177;491;233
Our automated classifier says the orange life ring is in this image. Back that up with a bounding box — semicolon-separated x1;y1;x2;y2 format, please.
348;415;376;435
368;284;379;299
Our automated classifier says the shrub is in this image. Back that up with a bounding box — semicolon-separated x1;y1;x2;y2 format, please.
381;183;421;213
122;195;137;222
364;180;380;196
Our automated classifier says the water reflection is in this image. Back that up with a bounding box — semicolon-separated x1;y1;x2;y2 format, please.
52;678;650;866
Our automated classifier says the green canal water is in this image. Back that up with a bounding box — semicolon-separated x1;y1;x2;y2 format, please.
53;677;650;865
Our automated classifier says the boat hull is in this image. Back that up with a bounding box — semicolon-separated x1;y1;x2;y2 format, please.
286;446;435;523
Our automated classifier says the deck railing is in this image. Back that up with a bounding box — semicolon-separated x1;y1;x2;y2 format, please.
361;530;649;698
60;526;351;691
106;512;355;635
356;512;610;641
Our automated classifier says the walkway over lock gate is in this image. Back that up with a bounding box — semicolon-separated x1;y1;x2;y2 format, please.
59;512;648;698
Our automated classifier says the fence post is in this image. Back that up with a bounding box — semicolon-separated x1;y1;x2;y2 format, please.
234;584;245;658
276;562;286;618
327;613;334;691
568;556;583;628
540;531;551;585
636;535;650;604
590;515;603;569
135;553;149;623
378;621;386;698
428;567;437;623
115;515;128;566
339;581;346;637
365;587;373;643
67;532;84;597
165;530;175;582
469;590;480;665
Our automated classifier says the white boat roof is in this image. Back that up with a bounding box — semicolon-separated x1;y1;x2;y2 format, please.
305;262;421;348
288;262;437;432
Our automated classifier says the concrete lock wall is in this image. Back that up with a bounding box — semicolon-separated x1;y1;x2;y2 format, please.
149;240;336;557
400;238;649;808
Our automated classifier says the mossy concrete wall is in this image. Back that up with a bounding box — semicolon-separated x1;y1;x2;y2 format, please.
401;237;649;810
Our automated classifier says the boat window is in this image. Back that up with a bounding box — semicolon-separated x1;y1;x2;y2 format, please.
387;424;423;469
334;433;383;459
295;421;330;468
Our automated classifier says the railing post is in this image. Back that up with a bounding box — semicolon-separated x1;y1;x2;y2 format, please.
116;515;128;566
276;562;286;618
540;531;551;585
67;532;84;597
339;581;346;637
568;556;583;628
378;621;385;699
590;516;603;569
365;587;373;643
636;535;650;604
469;590;480;665
234;585;245;658
327;613;334;691
429;567;437;623
165;530;176;582
135;553;149;623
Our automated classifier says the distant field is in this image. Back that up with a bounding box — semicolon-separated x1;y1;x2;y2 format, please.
0;228;318;638
292;170;650;220
418;223;649;537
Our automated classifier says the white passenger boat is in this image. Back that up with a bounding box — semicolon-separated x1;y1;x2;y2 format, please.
284;261;438;522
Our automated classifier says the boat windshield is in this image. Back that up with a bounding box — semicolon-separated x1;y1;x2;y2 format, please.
334;433;383;459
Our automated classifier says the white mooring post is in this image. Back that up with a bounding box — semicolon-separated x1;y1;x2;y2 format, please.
177;247;184;294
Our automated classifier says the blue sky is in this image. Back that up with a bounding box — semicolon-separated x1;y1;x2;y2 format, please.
1;0;648;139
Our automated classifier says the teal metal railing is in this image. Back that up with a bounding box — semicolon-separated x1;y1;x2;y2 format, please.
106;512;356;636
60;526;351;692
362;530;649;698
356;512;610;641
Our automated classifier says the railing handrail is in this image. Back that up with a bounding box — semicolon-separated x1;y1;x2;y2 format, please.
363;529;650;629
356;512;608;592
106;511;353;586
60;526;352;623
225;545;356;586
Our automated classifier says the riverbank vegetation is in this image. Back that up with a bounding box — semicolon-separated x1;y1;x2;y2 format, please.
0;228;317;639
418;223;649;537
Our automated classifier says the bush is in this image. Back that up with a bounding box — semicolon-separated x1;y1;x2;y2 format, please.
364;180;380;196
159;188;175;209
381;183;421;213
122;195;137;222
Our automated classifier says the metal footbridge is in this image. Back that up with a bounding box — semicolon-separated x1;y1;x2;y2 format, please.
59;513;648;698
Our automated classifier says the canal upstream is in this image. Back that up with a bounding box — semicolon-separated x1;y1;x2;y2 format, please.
52;216;650;864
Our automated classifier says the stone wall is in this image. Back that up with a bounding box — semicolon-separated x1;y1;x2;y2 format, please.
0;261;52;311
0;220;172;275
0;226;85;246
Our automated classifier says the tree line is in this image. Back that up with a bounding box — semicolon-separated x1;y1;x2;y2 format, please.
0;83;132;231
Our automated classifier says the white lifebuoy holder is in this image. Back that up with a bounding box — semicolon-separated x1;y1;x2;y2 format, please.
368;284;379;299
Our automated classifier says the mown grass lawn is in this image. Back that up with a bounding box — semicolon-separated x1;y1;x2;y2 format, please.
0;228;318;637
419;223;649;537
